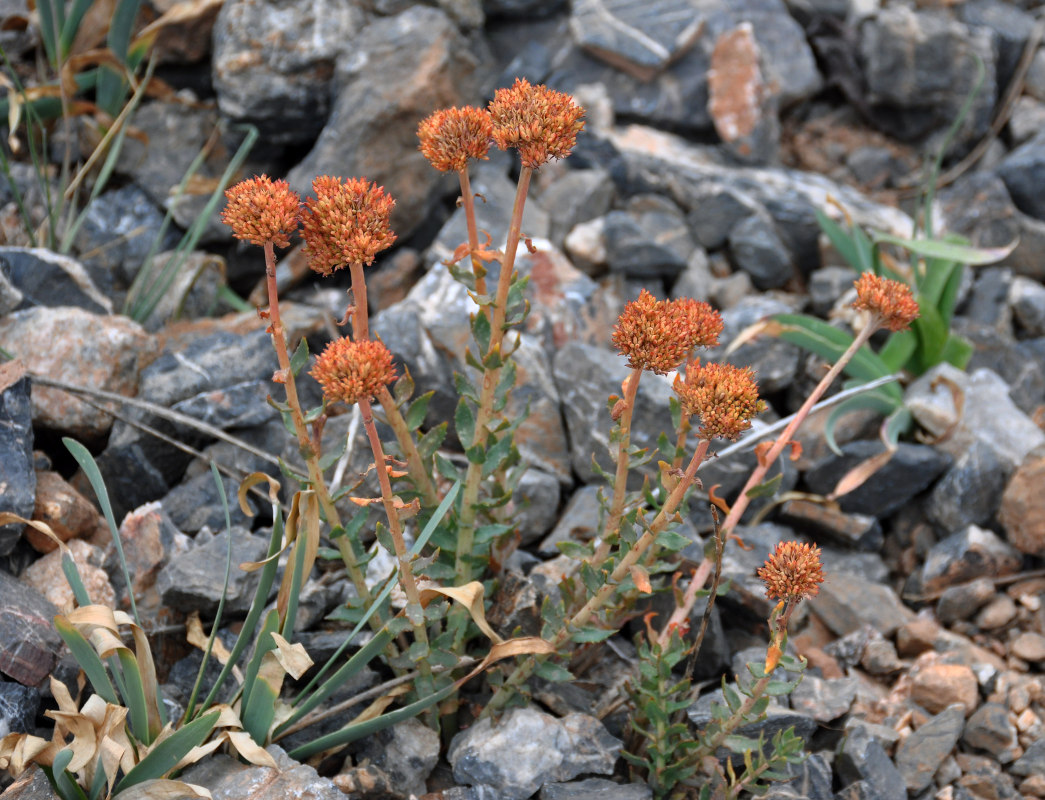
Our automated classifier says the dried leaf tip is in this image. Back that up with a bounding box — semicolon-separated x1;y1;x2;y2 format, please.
300;176;396;275
488;77;585;169
673;360;766;441
221;175;300;248
418;106;493;173
852;272;920;332
757;541;825;602
311;338;397;406
612;290;723;375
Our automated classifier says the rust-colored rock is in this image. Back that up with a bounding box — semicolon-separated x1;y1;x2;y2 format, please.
911;661;979;716
27;470;103;553
707;23;778;162
20;539;115;614
999;448;1045;557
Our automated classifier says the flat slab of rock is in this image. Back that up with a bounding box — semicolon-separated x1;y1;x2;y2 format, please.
177;745;344;800
0;571;61;686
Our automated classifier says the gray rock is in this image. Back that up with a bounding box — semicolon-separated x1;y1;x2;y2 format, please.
1010;736;1045;776
954;319;1045;415
789;674;857;722
160;471;254;535
512;468;563;547
170;379;276;431
935;578;996;625
809;574;911;638
137;250;230;333
0;680;39;736
688;688;817;749
157;526;270;616
803;440;951;518
0;247;111;313
962;266;1012;330
999;132;1045;223
685;181;761;250
73;184;177;292
540;778;651;800
485;0;564;15
718;523;792;618
907;365;1045;471
540;169;614;250
178;744;344;800
0;372;34;555
605;196;695;280
539;486;601;557
353;718;440;798
569;0;705;80
0;268;22;315
552;341;675;485
920;524;1022;594
706;294;802;395
776;500;882;552
727;212;793;289
924;440;1008;534
670;249;713;303
1011;275;1045;336
858;7;996;145
809;266;857;317
962;702;1017;760
0;571;61;686
212;0;367;145
0;765;55;799
288;6;486;241
110;503;191;607
846;146;902;189
836;724;907;800
448;707;621;800
508;334;573;483
686;594;731;680
957;0;1037;88
1007;96;1045;146
894;704;965;793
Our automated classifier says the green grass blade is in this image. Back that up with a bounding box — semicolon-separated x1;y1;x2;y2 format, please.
115;649;150;744
240;663;279;744
59;548;92;608
877;330;917;374
59;0;94;60
240;610;279;714
50;750;89;800
184;464;234;720
53;617;118;704
113;710;220;794
63;438;139;625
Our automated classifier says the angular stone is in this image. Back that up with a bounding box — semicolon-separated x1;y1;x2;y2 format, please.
569;0;705;79
999;132;1045;223
911;662;979;716
688;690;817;750
935;578;996;625
213;0;367;146
894;704;966;793
921;525;1022;593
0;368;34;555
448;708;621;800
539;486;601;557
963;702;1017;758
112;502;190;607
511;468;563;547
160;471;253;536
138;251;229;333
349;718;440;799
21;538;115;615
925;440;1008;534
540;778;651;800
999;446;1045;557
804;440;950;518
685;182;760;250
1011;276;1045;336
836;724;906;800
809;574;911;638
539;169;614;250
178;744;344;800
157;526;269;616
27;470;101;553
0;766;56;799
704;295;801;395
0;570;61;686
776;499;882;551
0;307;154;438
0;247;110;313
788;674;857;722
605;196;695;280
288;6;485;242
0;680;39;736
954;318;1045;416
1010;737;1045;776
727;212;792;289
907;365;1045;472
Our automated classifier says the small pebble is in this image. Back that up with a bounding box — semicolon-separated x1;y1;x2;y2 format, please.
975;595;1017;630
1016;708;1040;732
911;662;979;716
1010;631;1045;663
1019;774;1045;797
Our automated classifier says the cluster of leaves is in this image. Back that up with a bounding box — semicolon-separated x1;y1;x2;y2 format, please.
625;628;809;800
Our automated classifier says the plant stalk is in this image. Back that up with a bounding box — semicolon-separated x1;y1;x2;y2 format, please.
592;366;642;565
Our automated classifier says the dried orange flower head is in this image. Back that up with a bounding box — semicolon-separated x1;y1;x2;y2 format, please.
613;290;724;375
488;78;586;169
757;541;825;601
418;106;493;173
673;360;766;441
300;176;396;275
221;175;300;248
852;273;920;332
311;337;397;406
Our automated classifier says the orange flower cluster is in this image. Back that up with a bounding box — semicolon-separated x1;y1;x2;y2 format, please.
417;106;493;173
311;337;397;406
757;541;825;602
488;78;585;169
612;290;723;375
300;176;396;274
673;360;766;441
852;273;920;332
221;175;300;248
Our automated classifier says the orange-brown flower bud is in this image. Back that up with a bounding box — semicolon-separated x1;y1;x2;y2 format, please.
852;273;920;332
221;175;300;248
757;541;825;602
418;106;493;173
300;176;396;275
612;290;724;375
311;337;397;406
673;360;766;441
488;78;585;169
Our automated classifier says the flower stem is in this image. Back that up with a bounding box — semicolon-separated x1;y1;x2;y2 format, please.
592;367;642;565
485;437;711;714
263;243;371;604
459;168;488;303
376;385;440;508
454;165;533;591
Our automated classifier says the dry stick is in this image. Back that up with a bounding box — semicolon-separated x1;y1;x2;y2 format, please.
263;242;371;604
591;367;643;566
486;438;712;714
454;165;533;591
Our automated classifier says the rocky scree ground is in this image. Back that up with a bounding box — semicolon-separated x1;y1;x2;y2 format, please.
4;0;1045;798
